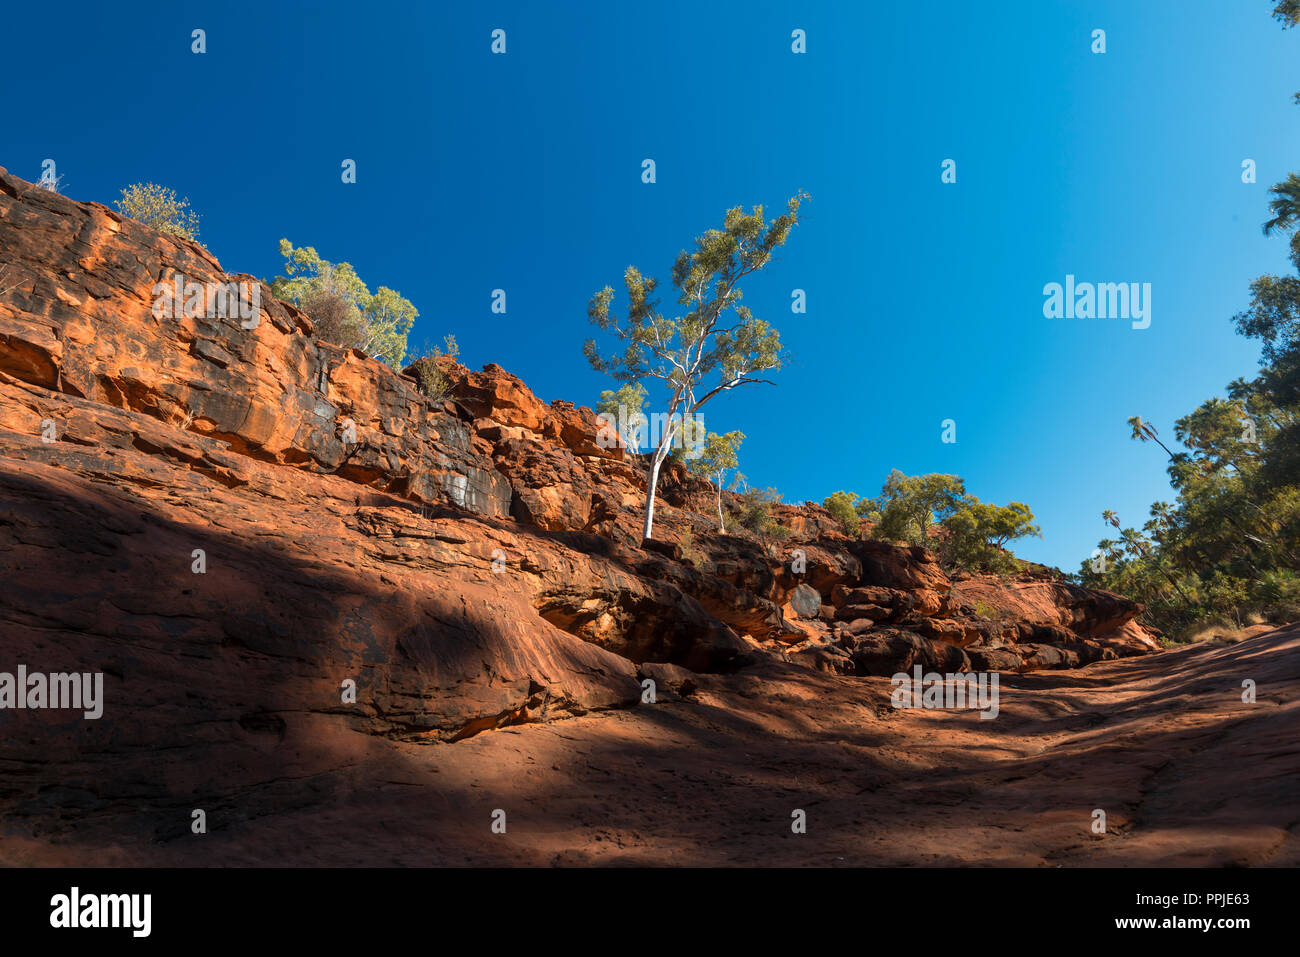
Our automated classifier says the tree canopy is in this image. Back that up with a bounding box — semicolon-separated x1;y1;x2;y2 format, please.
271;239;417;369
688;430;745;531
825;472;1040;574
585;193;807;541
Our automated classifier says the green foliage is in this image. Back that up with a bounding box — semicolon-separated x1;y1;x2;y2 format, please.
1263;172;1300;239
407;334;459;404
687;430;745;531
271;239;416;369
940;500;1040;574
1081;316;1300;633
862;471;967;545
850;470;1039;573
736;486;791;554
115;183;201;240
1086;338;1300;635
585;193;808;540
596;381;649;452
1234;274;1300;364
822;490;862;536
1254;569;1300;622
1276;0;1300;27
690;430;744;478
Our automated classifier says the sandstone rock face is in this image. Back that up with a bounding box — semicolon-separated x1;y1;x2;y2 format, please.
0;163;1162;685
950;576;1163;657
0;385;645;739
0;168;1170;855
0;168;513;517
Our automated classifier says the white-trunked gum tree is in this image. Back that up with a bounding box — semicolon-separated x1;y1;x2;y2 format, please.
584;193;807;542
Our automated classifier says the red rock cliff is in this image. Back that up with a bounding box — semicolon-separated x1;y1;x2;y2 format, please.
0;166;1163;829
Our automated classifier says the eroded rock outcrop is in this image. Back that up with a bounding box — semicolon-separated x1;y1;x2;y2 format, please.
0;163;1160;763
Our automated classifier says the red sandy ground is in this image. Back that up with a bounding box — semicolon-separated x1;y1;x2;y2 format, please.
3;624;1295;868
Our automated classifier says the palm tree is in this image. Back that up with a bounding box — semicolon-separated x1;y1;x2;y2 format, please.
1127;415;1176;459
1263;173;1300;236
1105;511;1194;604
1128;416;1277;574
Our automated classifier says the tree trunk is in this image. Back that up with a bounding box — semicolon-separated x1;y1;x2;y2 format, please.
639;400;682;544
642;445;669;542
715;476;725;532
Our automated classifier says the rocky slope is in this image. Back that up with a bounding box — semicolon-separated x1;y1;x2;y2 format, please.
5;166;1289;866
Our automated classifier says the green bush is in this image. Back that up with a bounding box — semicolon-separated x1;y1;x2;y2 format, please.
822;490;861;536
736;487;791;554
271;239;417;368
115;183;201;240
407;335;459;404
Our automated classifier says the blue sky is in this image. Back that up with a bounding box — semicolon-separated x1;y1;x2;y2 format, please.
4;0;1298;570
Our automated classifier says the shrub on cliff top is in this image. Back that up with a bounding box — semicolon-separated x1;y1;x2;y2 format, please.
939;500;1040;574
854;470;1040;574
822;490;862;536
115;183;201;241
864;471;967;544
407;334;460;404
271;239;416;369
736;486;791;555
